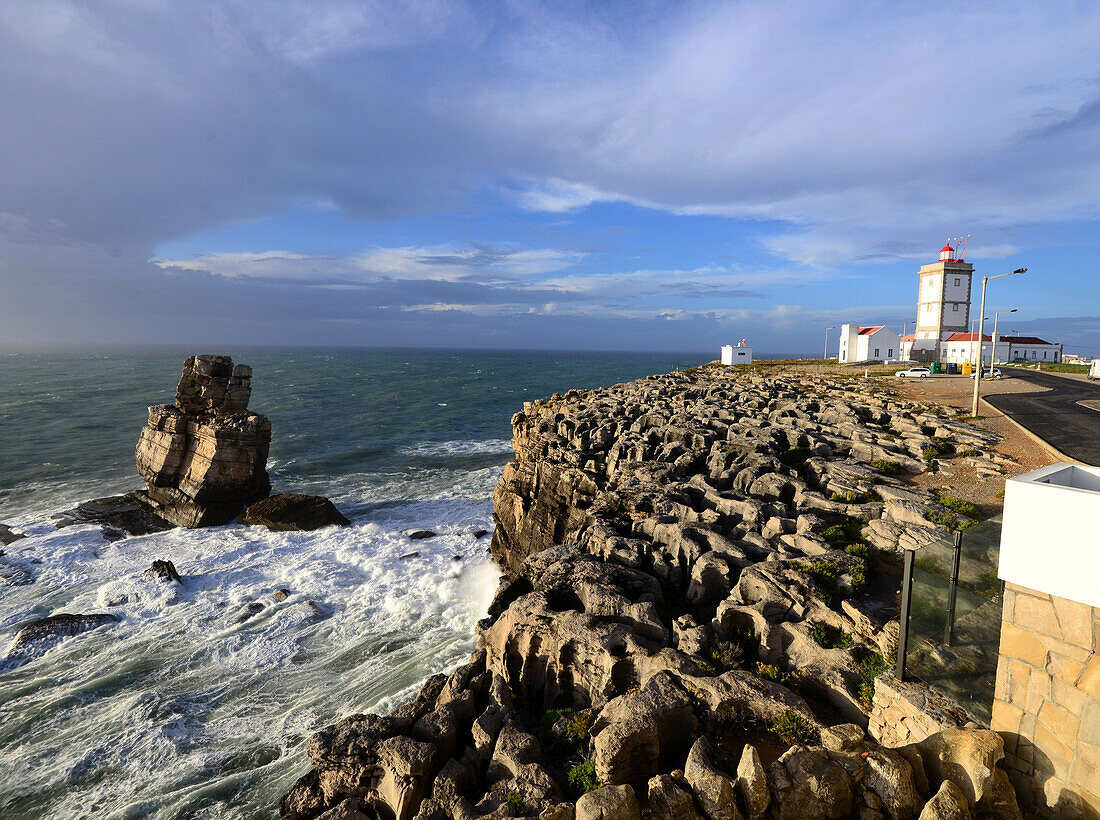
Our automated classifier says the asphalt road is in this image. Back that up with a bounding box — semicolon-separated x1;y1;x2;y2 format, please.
983;370;1100;466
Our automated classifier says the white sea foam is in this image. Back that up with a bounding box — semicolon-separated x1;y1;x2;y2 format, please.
397;438;514;457
0;465;503;818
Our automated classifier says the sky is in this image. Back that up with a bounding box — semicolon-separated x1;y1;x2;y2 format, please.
2;1;1099;355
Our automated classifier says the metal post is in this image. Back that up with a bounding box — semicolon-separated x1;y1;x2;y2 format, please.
896;548;915;681
944;530;963;646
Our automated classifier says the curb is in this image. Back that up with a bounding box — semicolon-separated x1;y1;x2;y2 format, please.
978;396;1086;466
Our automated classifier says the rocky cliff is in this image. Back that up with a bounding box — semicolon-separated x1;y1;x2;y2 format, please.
280;366;1023;820
135;354;271;527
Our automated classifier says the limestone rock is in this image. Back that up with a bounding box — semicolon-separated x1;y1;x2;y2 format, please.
918;780;972;820
768;747;854;820
916;729;1004;806
53;492;173;538
648;774;705;820
239;494;351;531
136;354;271;527
684;737;743;820
0;524;26;546
575;784;641;820
5;612;116;664
735;744;770;820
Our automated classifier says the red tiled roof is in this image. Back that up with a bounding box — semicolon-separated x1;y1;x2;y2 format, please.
858;325;885;335
945;333;992;342
900;333;915;342
1000;335;1055;345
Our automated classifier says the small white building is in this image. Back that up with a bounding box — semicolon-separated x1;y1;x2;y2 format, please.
720;342;753;365
837;324;900;363
937;333;1063;365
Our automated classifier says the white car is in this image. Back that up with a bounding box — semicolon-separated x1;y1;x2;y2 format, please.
896;367;931;378
972;368;1002;379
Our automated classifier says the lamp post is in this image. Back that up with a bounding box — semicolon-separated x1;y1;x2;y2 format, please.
991;309;1017;370
824;326;836;360
972;268;1027;416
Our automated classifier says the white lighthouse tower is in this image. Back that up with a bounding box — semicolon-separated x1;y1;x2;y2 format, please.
911;242;973;360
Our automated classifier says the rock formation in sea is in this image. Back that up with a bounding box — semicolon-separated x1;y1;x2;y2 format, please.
135;354;272;527
280;367;1022;820
239;493;351;531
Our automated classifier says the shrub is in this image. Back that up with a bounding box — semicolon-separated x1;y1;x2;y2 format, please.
843;543;869;558
871;459;903;475
540;707;573;733
769;711;817;746
956;448;981;458
829;490;863;504
567;712;592;741
854;648;890;711
505;789;528;816
756;662;796;687
567;760;600;797
939;496;980;518
922;438;955;460
810;621;853;649
793;560;842;606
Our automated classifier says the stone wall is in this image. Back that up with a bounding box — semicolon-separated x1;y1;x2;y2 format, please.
869;670;986;747
991;581;1100;819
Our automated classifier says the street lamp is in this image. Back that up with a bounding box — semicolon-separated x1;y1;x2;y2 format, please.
972;268;1027;415
991;309;1018;369
824;326;836;360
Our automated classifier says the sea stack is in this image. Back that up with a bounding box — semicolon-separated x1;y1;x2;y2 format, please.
135;354;271;527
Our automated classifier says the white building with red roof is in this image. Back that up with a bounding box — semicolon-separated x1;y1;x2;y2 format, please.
838;323;900;363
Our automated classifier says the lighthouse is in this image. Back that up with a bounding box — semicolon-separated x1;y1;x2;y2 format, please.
911;242;974;359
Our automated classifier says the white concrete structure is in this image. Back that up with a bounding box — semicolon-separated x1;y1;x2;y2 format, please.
999;463;1100;608
720;342;753;365
837;324;900;363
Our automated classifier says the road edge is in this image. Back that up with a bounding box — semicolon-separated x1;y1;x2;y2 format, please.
980;395;1087;466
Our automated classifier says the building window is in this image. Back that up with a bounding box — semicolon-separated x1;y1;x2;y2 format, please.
953;304;958;311
874;348;880;358
1043;351;1047;359
888;348;893;357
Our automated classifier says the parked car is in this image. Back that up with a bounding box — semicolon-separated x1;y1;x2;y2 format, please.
1090;360;1100;380
896;367;931;378
972;368;1003;379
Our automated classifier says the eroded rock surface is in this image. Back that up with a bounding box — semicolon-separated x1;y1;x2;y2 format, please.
280;367;1019;820
239;494;351;531
136;354;271;527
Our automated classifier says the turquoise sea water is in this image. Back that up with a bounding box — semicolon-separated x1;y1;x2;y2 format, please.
0;347;706;819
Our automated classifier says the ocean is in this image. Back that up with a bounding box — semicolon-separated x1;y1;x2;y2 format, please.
0;347;707;820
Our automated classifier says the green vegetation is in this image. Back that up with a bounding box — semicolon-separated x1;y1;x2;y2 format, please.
793;560;841;606
821;516;868;545
995;489;1005;498
756;662;797;688
540;707;574;733
843;542;870;558
769;711;817;746
939;496;980;518
1033;363;1089;373
854;647;890;711
567;760;601;797
871;459;904;475
696;643;740;677
922;438;956;460
779;446;812;466
505;789;528;816
924;509;976;532
955;448;982;458
810;621;853;649
567;712;593;741
829;490;864;504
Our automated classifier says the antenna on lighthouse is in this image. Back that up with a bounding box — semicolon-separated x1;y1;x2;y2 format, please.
961;234;970;261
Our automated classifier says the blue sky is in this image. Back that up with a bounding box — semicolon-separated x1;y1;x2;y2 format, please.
2;1;1099;354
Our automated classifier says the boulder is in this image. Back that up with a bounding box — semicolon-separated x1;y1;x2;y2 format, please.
736;744;770;820
239;494;351;531
53;492;174;538
768;747;854;820
648;774;705;820
0;524;25;546
146;559;182;584
5;612;116;663
917;781;972;820
916;729;1005;806
684;737;743;820
136;354;271;527
575;785;641;820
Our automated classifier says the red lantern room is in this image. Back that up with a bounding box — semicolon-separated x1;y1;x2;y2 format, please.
939;243;955;262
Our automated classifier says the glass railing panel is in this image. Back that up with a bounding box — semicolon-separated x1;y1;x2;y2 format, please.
904;516;1003;724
